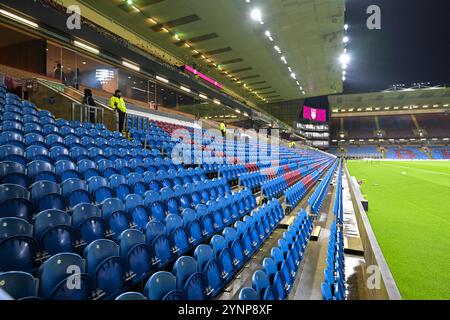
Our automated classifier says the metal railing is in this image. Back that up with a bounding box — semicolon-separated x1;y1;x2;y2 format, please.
71;102;106;125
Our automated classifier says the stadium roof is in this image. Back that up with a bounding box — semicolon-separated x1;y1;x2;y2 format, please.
329;86;450;116
77;0;345;104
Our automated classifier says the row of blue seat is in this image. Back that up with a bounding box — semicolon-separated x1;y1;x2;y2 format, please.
0;174;233;220
0;157;205;190
285;171;320;207
321;222;345;300
143;199;285;300
238;208;313;300
333;160;344;224
308;160;338;215
0;185;256;269
0;199;283;300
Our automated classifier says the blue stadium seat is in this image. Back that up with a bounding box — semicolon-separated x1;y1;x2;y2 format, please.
24;133;46;148
0;271;39;300
109;174;131;200
252;270;275;300
0;131;25;149
30;180;65;212
98;159;117;178
25;145;51;163
84;239;128;300
88;176;115;203
0;145;26;165
0;161;28;188
38;252;94;300
196;204;215;238
145;221;172;268
27;160;58;183
234;220;254;256
262;257;285;300
194;244;223;298
55;160;82;182
125;194;150;230
72;203;105;244
144;190;165;222
127;172;147;196
61;178;92;208
115;291;146;300
34;209;77;255
101;198;130;241
145;271;182;300
172;256;206;300
239;287;258;300
0;184;33;221
0;217;39;272
77;159;99;180
166;214;191;256
223;227;246;268
210;235;235;282
118;229;151;284
182;208;204;246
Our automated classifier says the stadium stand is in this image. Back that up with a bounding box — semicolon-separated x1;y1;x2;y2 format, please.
0;83;339;300
385;146;428;160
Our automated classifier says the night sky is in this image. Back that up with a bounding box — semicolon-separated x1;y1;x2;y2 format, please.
344;0;450;93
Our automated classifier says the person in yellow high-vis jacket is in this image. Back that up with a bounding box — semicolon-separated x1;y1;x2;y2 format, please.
110;89;127;132
219;121;226;138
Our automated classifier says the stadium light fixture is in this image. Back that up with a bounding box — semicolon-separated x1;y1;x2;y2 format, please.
290;72;296;79
199;94;208;100
265;30;271;37
180;85;191;93
0;9;39;28
74;40;100;54
343;36;349;43
342;76;346;81
156;75;169;83
213;99;221;105
122;60;140;72
344;24;349;31
250;8;262;22
339;53;350;65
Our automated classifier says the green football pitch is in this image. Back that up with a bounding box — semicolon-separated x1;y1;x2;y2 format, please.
346;160;450;300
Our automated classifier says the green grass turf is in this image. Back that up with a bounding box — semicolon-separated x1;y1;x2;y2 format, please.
346;160;450;300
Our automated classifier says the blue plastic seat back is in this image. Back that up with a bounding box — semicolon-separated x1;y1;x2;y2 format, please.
0;161;28;188
62;178;91;208
72;203;104;244
0;271;38;299
38;252;92;300
145;271;181;300
252;270;270;300
166;214;190;254
172;256;206;300
124;194;143;213
145;221;171;264
30;180;65;212
0;184;33;221
0;217;33;240
118;229;151;282
34;209;76;255
84;239;125;298
239;287;258;300
115;292;146;300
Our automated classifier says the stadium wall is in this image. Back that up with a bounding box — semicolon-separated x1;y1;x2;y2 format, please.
344;164;402;300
